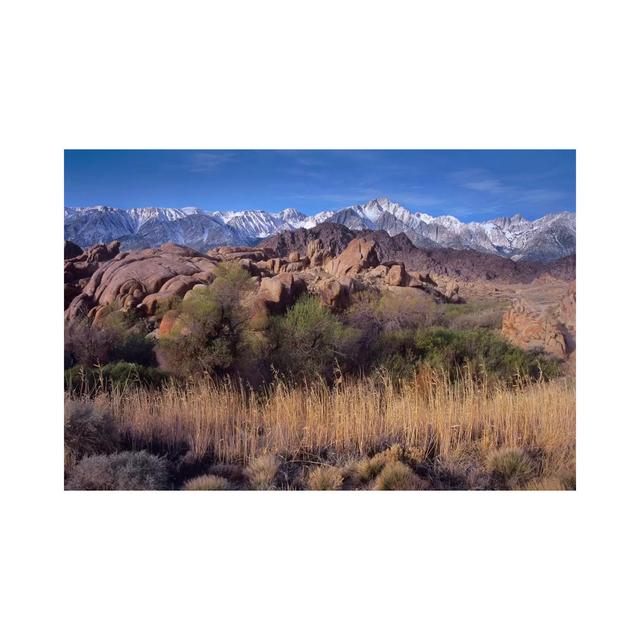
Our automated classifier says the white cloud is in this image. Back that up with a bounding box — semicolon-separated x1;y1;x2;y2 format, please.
185;152;234;173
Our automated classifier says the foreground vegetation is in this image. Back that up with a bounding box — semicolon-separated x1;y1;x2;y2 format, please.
65;371;575;490
64;265;574;490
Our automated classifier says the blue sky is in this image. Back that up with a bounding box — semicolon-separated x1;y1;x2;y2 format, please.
64;150;575;221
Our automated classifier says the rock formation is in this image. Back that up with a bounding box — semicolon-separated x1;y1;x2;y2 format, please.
63;234;477;337
501;281;576;359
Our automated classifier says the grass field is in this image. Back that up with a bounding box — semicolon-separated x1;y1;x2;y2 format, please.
65;368;575;490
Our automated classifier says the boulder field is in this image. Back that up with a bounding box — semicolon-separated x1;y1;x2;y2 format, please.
64;237;450;331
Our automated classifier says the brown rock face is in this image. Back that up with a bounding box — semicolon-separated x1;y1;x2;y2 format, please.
444;282;464;304
369;265;389;279
386;263;409;287
307;239;330;267
279;257;310;273
501;280;575;359
64;243;222;323
501;301;567;358
258;272;307;312
158;310;182;338
559;281;576;332
327;239;379;277
318;279;350;310
209;247;275;262
63;241;122;308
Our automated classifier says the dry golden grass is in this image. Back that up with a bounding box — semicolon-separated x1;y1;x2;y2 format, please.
69;368;575;486
307;465;344;490
373;461;425;490
245;454;280;490
183;474;230;490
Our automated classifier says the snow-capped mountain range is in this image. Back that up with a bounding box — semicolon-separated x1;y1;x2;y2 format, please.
64;197;576;261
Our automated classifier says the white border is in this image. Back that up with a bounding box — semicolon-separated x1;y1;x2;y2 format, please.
3;1;638;638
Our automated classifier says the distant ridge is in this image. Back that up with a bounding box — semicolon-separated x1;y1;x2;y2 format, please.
259;222;576;283
64;198;575;261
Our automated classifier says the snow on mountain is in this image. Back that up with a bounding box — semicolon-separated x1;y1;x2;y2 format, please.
64;199;576;261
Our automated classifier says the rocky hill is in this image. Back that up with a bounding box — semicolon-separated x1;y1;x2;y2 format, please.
64;236;450;331
64;225;576;361
259;223;576;283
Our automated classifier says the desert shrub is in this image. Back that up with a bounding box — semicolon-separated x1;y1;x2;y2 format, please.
154;295;181;319
156;263;255;378
373;461;424;490
64;400;119;469
110;332;156;366
102;362;167;387
347;290;439;332
440;301;506;331
371;329;420;378
307;465;343;490
414;327;561;383
524;476;574;491
348;445;403;485
486;448;536;488
376;291;439;328
64;313;156;368
269;295;360;381
246;454;280;490
65;362;168;392
64;319;112;367
183;474;230;490
66;451;169;490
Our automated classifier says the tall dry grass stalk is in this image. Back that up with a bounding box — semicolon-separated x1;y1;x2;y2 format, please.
71;368;575;467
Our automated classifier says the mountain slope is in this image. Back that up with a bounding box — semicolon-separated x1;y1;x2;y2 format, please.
64;199;575;261
258;223;575;283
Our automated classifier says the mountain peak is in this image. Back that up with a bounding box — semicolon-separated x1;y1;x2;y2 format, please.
64;201;576;261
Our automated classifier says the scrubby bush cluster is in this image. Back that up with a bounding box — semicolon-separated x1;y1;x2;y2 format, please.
64;400;118;469
65;267;561;393
66;451;170;490
183;475;230;491
65;308;156;368
65;362;167;392
156;263;258;379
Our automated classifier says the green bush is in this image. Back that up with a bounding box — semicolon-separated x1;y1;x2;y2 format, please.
64;400;119;470
437;301;507;331
66;451;170;490
156;263;255;378
269;295;361;380
64;312;156;368
414;327;561;383
64;362;168;392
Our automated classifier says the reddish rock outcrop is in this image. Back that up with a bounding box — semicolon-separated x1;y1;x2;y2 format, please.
501;301;567;358
386;263;409;287
501;280;576;359
259;223;576;284
258;272;307;313
318;279;350;310
65;243;222;323
326;238;379;277
64;241;122;309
